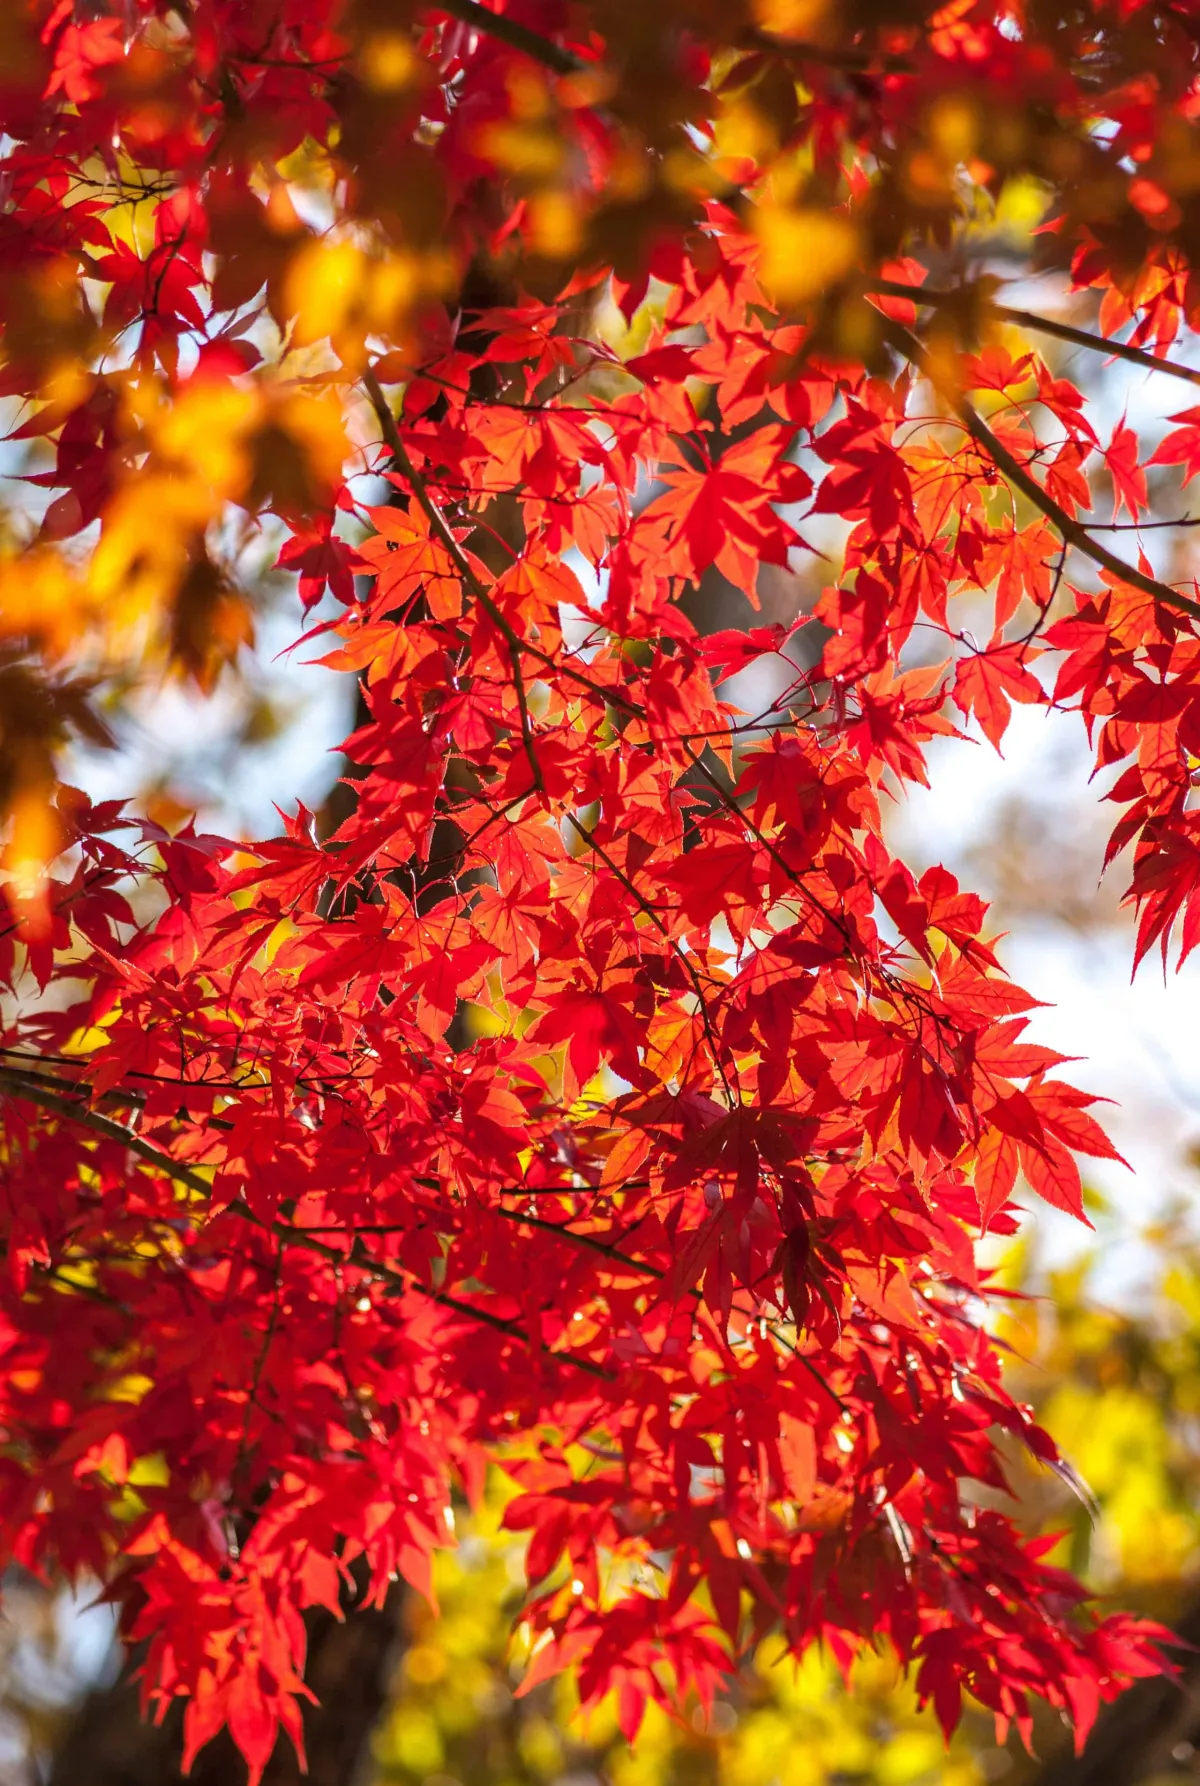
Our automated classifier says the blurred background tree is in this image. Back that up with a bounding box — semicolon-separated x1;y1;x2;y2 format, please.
349;1198;1200;1786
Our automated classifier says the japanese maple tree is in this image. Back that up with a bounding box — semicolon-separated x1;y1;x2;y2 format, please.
3;0;1200;1777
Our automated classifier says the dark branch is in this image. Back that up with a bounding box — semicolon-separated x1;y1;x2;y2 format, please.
362;366;546;794
0;1066;612;1381
743;30;913;72
0;1067;215;1198
434;0;583;75
273;1221;612;1377
887;321;1200;623
873;278;1200;393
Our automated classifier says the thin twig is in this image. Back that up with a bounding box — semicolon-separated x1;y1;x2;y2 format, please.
273;1222;614;1379
872;277;1200;393
500;1206;658;1275
363;370;641;719
886;319;1200;622
362;366;546;796
566;810;736;1101
233;1235;286;1485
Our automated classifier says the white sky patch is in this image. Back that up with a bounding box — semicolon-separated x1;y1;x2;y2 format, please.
892;700;1200;1301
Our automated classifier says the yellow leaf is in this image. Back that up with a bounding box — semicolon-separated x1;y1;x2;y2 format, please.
754;205;860;305
753;0;831;38
285;238;367;347
359;32;418;92
4;786;60;933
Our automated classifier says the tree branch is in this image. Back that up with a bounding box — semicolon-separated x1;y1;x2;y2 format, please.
362;366;546;795
362;369;642;718
0;1067;215;1198
273;1221;613;1378
872;277;1200;393
566;811;735;1099
743;30;912;72
886;320;1200;622
0;1058;821;1393
680;742;856;949
490;1202;841;1409
437;8;912;94
0;1065;612;1381
434;0;583;75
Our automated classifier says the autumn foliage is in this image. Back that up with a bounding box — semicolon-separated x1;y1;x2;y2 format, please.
6;0;1200;1777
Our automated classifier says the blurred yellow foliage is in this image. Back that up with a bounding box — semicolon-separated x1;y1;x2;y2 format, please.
753;206;861;306
369;1474;991;1786
366;1211;1200;1786
0;549;82;657
3;785;60;933
283;237;454;363
752;0;832;40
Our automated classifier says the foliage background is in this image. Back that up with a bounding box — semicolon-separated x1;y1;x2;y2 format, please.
5;2;1200;1775
4;439;1200;1786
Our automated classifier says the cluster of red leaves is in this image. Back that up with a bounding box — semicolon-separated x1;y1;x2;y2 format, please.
7;0;1200;1778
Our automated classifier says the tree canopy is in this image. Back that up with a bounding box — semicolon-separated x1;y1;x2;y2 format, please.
2;1;1200;1778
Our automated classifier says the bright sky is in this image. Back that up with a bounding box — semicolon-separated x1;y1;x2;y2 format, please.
895;701;1200;1302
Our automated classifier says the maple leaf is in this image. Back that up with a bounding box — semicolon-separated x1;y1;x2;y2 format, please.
533;987;646;1097
1149;404;1200;484
952;647;1044;749
46;19;124;104
1106;419;1148;520
624;345;699;384
0;4;1190;1773
275;519;358;611
975;520;1059;631
637;431;810;594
